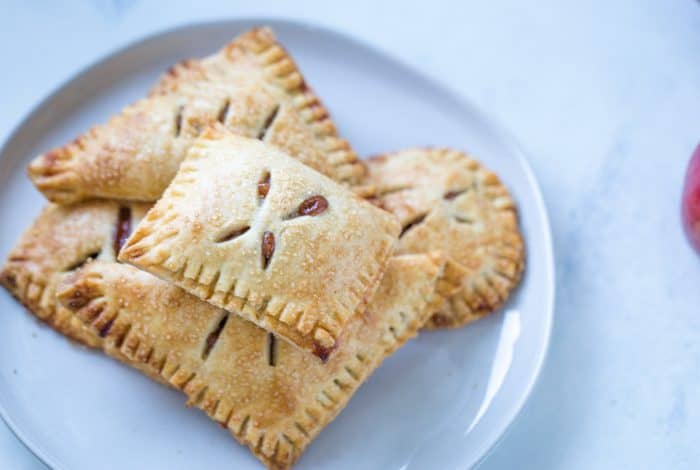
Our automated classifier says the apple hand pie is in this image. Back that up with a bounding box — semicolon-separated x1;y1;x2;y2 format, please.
58;254;443;469
28;27;364;204
0;201;149;347
363;148;525;328
119;129;400;360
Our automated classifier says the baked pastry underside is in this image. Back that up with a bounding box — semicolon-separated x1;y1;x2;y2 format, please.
120;130;400;360
364;147;525;328
1;201;441;469
28;27;365;204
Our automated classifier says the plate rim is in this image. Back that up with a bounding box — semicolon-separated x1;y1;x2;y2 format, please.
0;17;555;470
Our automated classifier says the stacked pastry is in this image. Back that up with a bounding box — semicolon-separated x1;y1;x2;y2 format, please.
0;27;524;469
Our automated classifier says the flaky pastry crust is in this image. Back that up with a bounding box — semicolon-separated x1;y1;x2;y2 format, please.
0;202;148;346
120;130;400;360
363;148;525;328
58;254;442;469
28;27;364;204
2;203;443;467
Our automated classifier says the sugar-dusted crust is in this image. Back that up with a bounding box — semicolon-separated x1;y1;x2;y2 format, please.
0;202;180;386
28;27;364;204
58;254;442;469
363;148;525;329
0;202;146;346
119;130;400;360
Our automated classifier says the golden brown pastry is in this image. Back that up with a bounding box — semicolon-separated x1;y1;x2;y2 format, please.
0;202;173;384
1;199;443;468
0;201;149;346
58;254;442;469
363;147;525;328
28;27;364;204
120;129;400;360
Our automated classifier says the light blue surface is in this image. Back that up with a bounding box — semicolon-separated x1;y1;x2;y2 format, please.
1;1;699;469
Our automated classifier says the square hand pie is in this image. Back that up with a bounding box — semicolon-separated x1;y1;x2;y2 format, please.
28;27;364;204
58;254;443;469
363;148;525;329
119;130;400;360
0;201;149;347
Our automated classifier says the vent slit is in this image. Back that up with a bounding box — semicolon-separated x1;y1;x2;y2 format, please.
444;189;468;200
63;251;101;272
114;206;132;257
217;99;230;124
257;171;271;199
202;313;229;359
297;195;328;217
214;225;250;243
399;213;428;238
283;195;329;221
257;105;280;140
454;215;474;224
261;231;275;269
378;185;413;196
267;333;277;366
174;105;184;137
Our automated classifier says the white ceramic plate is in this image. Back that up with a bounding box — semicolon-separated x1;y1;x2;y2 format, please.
0;19;554;470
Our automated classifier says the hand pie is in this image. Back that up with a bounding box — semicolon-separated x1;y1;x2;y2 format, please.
0;201;149;347
363;148;525;328
28;27;364;204
120;129;400;360
0;202;174;385
58;254;443;469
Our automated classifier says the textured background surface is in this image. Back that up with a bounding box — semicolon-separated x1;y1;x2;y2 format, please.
1;0;699;468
